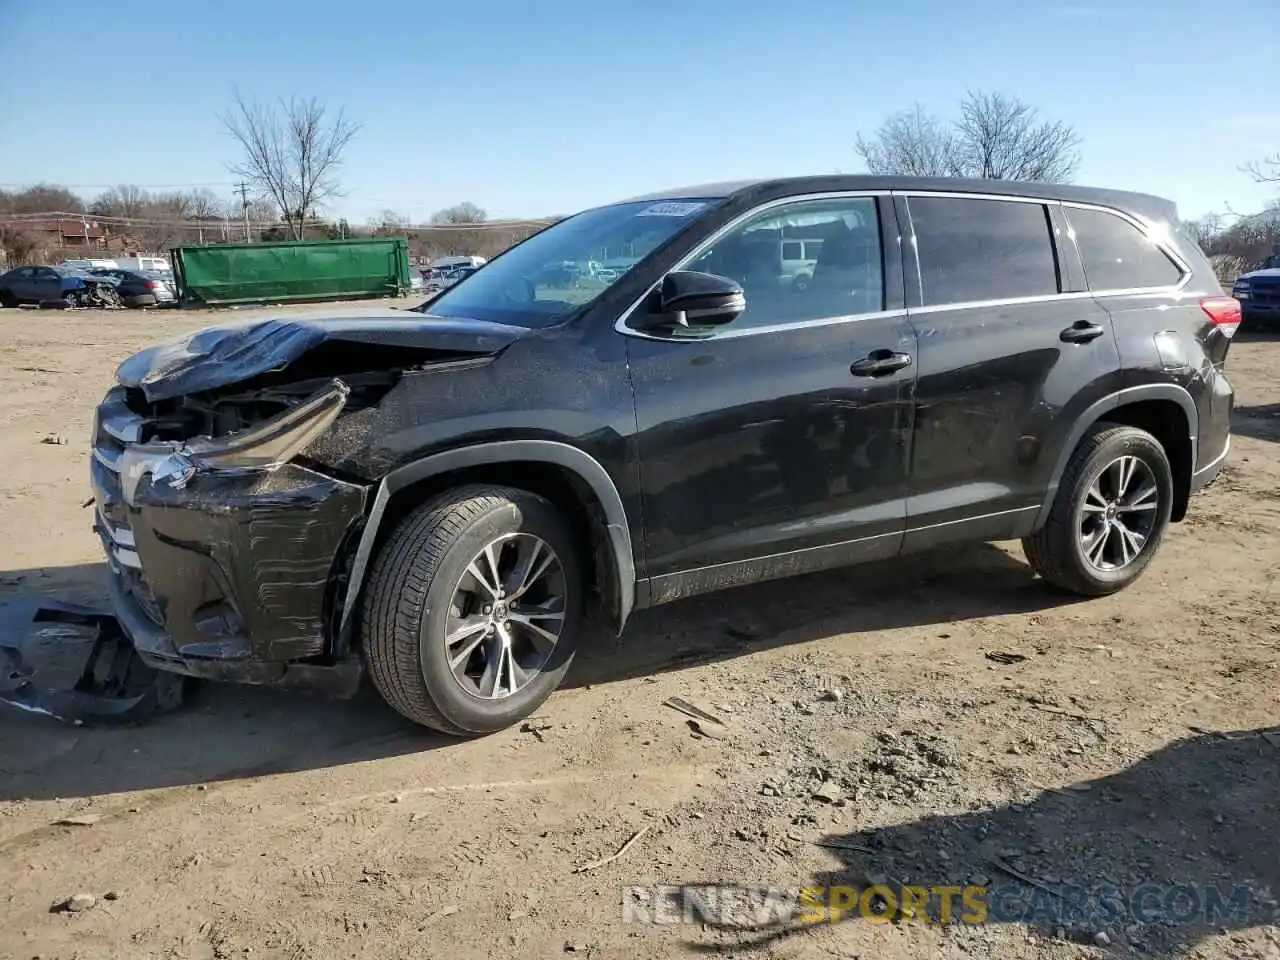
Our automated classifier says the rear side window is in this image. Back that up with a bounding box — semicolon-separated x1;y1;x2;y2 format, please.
909;196;1059;307
1066;206;1184;291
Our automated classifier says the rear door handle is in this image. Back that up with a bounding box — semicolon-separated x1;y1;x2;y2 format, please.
850;349;913;377
1060;321;1106;344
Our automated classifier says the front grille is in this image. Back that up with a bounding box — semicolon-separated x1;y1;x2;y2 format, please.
92;389;165;627
1250;281;1280;307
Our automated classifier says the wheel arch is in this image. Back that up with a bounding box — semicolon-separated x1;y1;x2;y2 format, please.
1036;384;1198;528
337;440;637;648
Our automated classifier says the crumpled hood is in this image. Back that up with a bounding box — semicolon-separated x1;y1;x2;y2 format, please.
1239;268;1280;282
116;313;528;401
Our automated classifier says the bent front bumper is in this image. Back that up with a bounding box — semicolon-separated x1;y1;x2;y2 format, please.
90;390;369;695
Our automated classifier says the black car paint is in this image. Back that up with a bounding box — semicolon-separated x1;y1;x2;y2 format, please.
91;175;1234;692
116;315;530;402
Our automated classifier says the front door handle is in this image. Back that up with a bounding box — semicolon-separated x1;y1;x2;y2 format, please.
850;349;913;377
1060;321;1106;344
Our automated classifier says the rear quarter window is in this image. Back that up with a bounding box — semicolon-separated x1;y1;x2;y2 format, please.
1065;206;1184;291
909;196;1059;307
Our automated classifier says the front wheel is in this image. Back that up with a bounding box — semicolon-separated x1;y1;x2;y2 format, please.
1022;424;1173;596
361;485;584;735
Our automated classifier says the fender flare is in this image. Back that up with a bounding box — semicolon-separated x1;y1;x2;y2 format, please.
338;440;637;642
1034;383;1199;527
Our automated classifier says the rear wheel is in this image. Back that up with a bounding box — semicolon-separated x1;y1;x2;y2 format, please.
361;485;583;735
1023;424;1173;596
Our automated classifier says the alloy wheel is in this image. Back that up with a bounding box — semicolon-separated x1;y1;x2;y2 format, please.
443;533;568;700
1078;455;1161;571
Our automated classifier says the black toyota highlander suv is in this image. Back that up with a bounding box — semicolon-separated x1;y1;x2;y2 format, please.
90;176;1239;735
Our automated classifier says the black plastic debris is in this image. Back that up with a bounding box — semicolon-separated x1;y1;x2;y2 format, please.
0;601;189;725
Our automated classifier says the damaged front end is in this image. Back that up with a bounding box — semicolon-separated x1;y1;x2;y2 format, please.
91;377;368;695
89;313;524;697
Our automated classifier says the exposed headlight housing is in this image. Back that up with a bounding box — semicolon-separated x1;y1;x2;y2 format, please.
113;379;350;503
185;379;350;472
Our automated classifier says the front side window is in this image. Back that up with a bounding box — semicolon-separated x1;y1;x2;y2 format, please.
423;198;719;328
683;196;884;332
1066;206;1184;291
909;196;1059;307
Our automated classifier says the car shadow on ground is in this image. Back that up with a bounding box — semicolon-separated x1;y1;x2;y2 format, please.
1231;403;1280;443
680;726;1280;957
0;543;1081;801
572;541;1078;686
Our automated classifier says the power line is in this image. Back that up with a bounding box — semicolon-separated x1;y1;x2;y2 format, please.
0;181;237;190
0;210;557;232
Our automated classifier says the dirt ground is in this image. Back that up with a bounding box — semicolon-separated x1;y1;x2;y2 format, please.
0;304;1277;960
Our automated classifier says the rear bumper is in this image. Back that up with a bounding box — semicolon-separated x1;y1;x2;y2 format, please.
91;453;368;695
122;293;158;307
1191;437;1229;495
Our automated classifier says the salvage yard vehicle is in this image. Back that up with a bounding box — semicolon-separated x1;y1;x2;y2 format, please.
1232;259;1280;329
0;265;122;308
89;268;176;307
90;176;1239;736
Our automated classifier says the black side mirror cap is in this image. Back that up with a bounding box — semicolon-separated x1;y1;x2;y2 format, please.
636;270;746;331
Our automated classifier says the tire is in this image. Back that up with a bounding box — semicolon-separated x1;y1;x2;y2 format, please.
0;290;17;308
1022;424;1173;596
361;484;584;735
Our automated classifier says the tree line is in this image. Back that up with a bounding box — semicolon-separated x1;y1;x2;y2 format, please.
3;88;1275;273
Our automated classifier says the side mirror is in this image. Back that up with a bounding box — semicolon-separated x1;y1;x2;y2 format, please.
639;271;746;331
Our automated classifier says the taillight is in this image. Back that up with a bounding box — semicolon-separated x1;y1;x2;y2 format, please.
1200;296;1241;338
147;280;158;290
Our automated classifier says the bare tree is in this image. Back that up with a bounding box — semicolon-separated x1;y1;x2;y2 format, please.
855;106;958;177
855;91;1081;183
430;202;487;225
377;209;408;230
186;188;223;221
1;184;86;214
1243;152;1280;184
221;92;359;239
90;185;149;220
953;92;1081;182
0;224;41;264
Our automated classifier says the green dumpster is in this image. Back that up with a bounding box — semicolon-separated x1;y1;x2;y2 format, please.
170;238;411;306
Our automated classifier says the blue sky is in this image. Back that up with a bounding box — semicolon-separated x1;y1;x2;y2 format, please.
1;0;1276;223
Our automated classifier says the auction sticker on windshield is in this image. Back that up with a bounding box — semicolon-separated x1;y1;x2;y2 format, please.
636;201;708;217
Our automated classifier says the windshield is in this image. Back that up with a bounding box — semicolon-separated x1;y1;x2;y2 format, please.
420;198;718;327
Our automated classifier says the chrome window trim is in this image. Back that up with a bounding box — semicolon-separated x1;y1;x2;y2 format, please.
896;189;1052;205
907;287;1211;317
613;189;1198;341
896;192;1193;309
621;308;910;342
1056;199;1192;295
614;190;891;342
900;191;1062;309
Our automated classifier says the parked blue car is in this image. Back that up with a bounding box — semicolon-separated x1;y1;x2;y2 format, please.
0;266;120;307
1232;254;1280;330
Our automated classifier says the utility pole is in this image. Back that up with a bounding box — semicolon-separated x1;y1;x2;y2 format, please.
236;182;252;242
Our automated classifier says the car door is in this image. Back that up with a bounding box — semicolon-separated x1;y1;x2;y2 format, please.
6;267;39;301
897;191;1121;550
33;267;63;301
623;193;917;604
